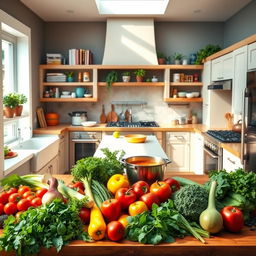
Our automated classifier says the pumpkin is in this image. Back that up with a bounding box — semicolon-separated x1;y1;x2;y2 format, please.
45;112;59;126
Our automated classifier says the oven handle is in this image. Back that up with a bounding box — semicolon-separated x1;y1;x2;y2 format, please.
204;148;218;159
71;139;100;143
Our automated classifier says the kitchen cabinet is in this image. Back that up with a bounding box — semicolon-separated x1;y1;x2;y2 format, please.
36;155;59;175
232;46;248;115
58;131;69;174
248;42;256;70
211;52;233;81
223;148;243;172
190;132;204;174
165;132;190;172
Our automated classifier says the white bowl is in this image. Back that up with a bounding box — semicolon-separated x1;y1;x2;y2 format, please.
192;92;200;97
84;94;92;98
186;93;194;98
178;92;186;98
62;91;70;95
81;121;97;127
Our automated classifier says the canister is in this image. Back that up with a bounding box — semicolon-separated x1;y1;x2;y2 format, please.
173;73;180;82
83;72;90;82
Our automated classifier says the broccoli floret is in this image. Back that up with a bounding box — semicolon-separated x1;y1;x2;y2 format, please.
173;185;208;222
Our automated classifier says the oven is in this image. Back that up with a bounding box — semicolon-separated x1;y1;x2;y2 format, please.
69;132;102;169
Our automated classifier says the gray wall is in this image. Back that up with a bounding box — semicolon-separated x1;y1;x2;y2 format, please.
224;0;256;47
0;0;44;128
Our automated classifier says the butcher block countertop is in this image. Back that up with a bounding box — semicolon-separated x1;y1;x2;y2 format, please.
1;174;255;256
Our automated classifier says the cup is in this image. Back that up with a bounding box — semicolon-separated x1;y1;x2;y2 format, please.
173;73;180;82
75;87;85;98
71;92;76;98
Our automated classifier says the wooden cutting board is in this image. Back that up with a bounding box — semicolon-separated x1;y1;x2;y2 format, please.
99;105;107;123
106;104;118;122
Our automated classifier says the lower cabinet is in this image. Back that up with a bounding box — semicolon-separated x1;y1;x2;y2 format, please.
222;148;243;172
58;132;69;174
36;155;59;175
190;133;204;174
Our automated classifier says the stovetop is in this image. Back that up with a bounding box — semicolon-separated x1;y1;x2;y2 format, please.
206;130;241;143
107;121;159;128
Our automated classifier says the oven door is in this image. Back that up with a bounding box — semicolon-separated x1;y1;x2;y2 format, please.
203;147;219;174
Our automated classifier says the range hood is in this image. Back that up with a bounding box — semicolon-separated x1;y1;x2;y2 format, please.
208;79;232;90
102;18;158;65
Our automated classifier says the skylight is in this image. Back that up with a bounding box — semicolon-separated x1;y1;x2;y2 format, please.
95;0;170;15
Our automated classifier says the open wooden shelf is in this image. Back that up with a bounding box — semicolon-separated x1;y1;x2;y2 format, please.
40;98;97;102
42;82;93;86
98;82;164;87
164;97;203;103
170;82;203;86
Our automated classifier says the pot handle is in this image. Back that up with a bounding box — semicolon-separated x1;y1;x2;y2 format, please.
120;158;126;164
164;158;172;165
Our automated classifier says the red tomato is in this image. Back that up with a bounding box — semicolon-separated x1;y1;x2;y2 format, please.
18;186;31;195
107;221;125;241
220;206;244;233
164;178;180;192
8;193;22;203
146;170;158;185
23;191;35;199
17;199;31;211
150;181;172;202
132;181;150;199
68;182;84;192
7;151;15;157
0;203;4;215
115;188;137;209
101;199;122;222
0;191;9;204
6;187;18;196
31;197;42;207
140;192;160;210
35;188;48;198
4;202;17;215
79;207;91;224
26;195;36;202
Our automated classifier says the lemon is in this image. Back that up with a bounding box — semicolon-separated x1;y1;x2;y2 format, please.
113;131;120;138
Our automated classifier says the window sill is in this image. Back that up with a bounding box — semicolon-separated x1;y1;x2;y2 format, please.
3;114;29;124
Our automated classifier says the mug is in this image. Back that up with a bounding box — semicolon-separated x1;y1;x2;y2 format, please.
75;87;85;98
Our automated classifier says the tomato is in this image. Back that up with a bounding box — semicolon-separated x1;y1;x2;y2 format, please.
73;181;84;191
107;174;129;195
146;170;158;185
7;151;15;157
15;211;24;220
8;193;22;203
31;197;42;207
132;181;150;199
140;192;160;210
26;195;36;202
35;188;48;198
79;207;91;224
0;191;9;204
164;178;180;192
101;199;122;222
4;202;17;215
6;187;18;196
23;191;35;199
220;206;244;233
107;221;125;241
115;188;137;209
128;201;148;216
17;199;31;211
118;214;129;228
0;203;4;215
150;181;172;202
68;183;85;194
18;186;31;195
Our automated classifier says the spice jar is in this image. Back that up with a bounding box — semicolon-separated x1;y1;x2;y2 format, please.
173;73;180;82
193;73;199;82
78;72;82;82
83;72;90;82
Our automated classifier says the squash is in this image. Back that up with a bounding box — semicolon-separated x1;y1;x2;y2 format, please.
45;112;59;126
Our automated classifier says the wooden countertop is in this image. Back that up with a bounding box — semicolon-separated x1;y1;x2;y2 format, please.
1;174;255;256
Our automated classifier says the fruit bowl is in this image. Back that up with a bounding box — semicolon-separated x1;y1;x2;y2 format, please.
124;134;147;143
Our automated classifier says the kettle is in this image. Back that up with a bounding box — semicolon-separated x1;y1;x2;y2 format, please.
232;119;242;133
68;111;87;126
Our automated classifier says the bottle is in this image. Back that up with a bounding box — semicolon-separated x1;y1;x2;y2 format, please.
151;76;158;82
55;88;60;98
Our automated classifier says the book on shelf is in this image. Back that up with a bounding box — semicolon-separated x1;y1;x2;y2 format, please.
46;53;62;65
68;48;93;65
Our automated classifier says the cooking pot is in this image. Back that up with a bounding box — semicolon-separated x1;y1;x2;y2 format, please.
122;156;171;185
232;119;242;133
68;111;87;126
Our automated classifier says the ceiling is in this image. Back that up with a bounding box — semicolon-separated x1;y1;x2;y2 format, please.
20;0;252;22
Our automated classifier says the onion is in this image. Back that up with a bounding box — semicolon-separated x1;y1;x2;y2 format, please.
42;177;64;204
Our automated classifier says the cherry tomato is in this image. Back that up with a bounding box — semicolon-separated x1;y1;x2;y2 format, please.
23;191;35;199
115;188;137;209
164;178;180;192
26;195;36;202
15;211;24;220
132;181;150;199
0;191;9;204
17;199;31;211
4;202;18;215
68;182;85;193
8;193;22;203
18;186;31;195
150;181;172;202
7;151;15;157
0;203;4;215
118;214;129;228
35;188;48;198
79;207;91;224
6;187;18;196
140;192;160;210
107;221;125;241
128;201;148;216
73;181;84;191
101;199;122;222
31;197;42;207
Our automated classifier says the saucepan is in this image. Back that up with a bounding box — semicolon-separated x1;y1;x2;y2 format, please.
121;156;171;185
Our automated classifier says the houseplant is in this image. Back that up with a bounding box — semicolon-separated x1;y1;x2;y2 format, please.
134;69;146;82
195;44;221;64
66;72;74;82
122;71;131;82
15;93;27;116
3;93;19;118
157;52;166;65
173;52;184;64
105;71;118;89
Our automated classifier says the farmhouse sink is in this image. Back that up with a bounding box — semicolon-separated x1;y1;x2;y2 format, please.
13;136;60;172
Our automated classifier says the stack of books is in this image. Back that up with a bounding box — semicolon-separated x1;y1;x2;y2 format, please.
46;53;62;65
46;73;67;82
68;49;93;65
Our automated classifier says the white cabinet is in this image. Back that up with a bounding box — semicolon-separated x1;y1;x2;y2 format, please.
223;149;242;172
190;133;204;174
248;42;256;70
232;46;247;116
166;132;190;172
211;52;233;81
202;61;211;126
36;155;59;175
58;132;69;174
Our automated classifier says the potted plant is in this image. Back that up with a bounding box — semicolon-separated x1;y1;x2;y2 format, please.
15;93;28;116
3;93;19;118
105;71;118;89
173;52;184;65
195;44;221;64
157;52;166;65
165;56;171;65
134;69;146;82
66;72;74;82
122;71;131;82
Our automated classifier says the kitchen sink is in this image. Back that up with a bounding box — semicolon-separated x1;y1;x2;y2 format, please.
13;136;60;172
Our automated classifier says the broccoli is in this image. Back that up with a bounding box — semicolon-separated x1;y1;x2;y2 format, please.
173;185;208;222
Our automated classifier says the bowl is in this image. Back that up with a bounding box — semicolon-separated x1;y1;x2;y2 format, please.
186;92;194;98
124;134;147;143
84;94;92;98
62;91;70;95
81;121;97;127
192;92;200;97
178;92;186;98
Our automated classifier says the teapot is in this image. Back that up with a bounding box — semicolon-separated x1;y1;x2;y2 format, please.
232;119;242;133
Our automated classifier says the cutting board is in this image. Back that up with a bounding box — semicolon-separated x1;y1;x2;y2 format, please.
106;104;118;122
99;105;107;123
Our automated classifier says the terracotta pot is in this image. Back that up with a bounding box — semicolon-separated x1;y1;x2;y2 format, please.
158;58;166;65
136;76;143;82
14;105;23;116
4;107;15;118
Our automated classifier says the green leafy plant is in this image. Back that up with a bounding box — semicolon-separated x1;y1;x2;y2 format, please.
157;52;166;59
172;52;184;61
195;44;221;64
65;71;74;78
17;93;27;105
3;93;19;108
165;56;171;64
122;71;130;76
105;71;118;89
134;69;146;77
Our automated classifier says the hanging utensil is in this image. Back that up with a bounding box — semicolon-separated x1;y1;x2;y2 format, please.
100;104;107;123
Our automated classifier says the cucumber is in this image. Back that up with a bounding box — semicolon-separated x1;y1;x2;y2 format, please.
171;176;202;187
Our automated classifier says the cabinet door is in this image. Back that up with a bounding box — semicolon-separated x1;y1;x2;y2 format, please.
248;42;256;70
202;61;211;126
223;149;243;172
232;46;247;115
36;163;50;175
58;133;69;174
190;133;204;174
49;155;59;174
211;58;223;81
222;52;233;79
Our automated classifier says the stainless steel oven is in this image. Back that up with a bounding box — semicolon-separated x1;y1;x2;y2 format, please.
69;132;102;169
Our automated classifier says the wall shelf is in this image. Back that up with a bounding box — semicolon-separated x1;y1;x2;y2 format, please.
40;98;97;102
170;82;203;86
98;82;164;87
42;82;93;86
164;98;203;103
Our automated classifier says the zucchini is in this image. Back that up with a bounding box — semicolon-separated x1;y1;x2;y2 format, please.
171;176;202;187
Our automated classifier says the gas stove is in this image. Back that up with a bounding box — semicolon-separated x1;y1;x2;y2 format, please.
107;121;159;128
206;130;241;143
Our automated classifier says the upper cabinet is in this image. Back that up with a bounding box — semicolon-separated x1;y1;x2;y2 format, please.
211;52;233;81
248;42;256;71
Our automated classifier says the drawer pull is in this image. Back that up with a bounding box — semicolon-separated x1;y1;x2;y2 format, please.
175;136;184;140
227;157;236;165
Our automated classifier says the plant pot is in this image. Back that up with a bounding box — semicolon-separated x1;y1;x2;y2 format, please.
158;58;166;65
4;106;15;118
67;76;74;82
174;60;181;65
136;76;143;82
14;105;23;116
122;76;131;82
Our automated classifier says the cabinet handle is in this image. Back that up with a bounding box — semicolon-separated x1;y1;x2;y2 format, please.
175;136;184;140
217;76;224;80
48;164;53;174
227;157;236;165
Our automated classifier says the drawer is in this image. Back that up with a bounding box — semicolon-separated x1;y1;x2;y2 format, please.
167;132;190;143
